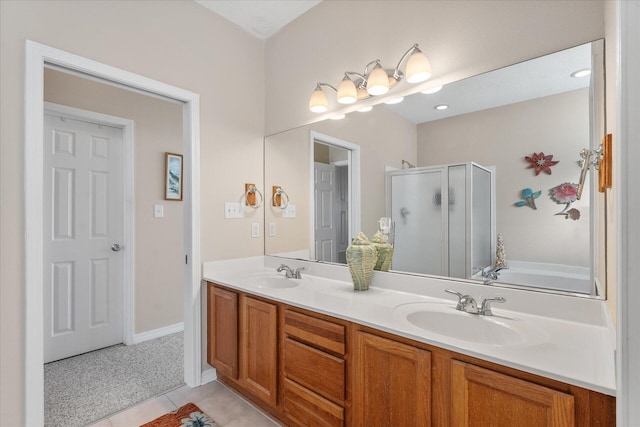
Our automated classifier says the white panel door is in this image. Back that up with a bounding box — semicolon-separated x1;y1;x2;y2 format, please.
314;162;337;262
43;113;124;363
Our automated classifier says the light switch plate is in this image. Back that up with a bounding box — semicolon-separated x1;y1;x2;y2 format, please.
269;222;276;236
251;222;260;238
224;202;244;219
154;204;164;218
282;204;296;218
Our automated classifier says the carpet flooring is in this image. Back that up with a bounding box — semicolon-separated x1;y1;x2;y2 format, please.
44;332;184;427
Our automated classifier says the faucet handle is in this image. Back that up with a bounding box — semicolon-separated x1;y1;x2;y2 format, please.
293;267;305;279
445;289;477;313
479;297;506;316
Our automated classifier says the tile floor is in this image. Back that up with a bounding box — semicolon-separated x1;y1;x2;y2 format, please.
87;380;282;427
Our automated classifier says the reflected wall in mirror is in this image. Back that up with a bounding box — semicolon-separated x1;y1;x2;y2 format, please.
265;40;605;298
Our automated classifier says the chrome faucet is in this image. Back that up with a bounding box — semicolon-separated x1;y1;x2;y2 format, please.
276;264;304;279
481;265;507;281
445;290;506;316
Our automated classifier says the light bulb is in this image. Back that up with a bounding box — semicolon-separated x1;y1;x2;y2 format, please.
367;64;390;96
309;87;328;113
421;85;443;94
406;50;432;83
337;76;357;104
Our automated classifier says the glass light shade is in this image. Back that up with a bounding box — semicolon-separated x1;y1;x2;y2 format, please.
388;76;398;88
367;64;390;96
406;50;432;83
384;97;404;105
421;85;443;94
357;87;370;100
309;88;328;113
337;77;357;104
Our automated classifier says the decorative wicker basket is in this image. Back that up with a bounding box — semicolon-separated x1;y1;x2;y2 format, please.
346;232;378;291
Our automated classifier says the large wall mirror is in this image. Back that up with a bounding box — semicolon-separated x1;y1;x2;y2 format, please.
265;39;606;299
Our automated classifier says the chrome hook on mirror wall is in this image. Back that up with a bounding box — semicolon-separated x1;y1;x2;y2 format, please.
244;183;263;208
577;134;612;199
272;186;290;209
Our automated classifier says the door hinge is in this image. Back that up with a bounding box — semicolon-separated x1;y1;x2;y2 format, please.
185;254;188;264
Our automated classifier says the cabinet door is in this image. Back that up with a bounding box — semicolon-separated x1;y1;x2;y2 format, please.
240;295;278;406
207;284;238;379
353;331;431;426
451;360;575;427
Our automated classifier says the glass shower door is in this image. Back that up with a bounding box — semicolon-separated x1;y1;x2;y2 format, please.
390;170;443;275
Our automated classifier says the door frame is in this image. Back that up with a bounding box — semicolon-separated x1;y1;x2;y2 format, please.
25;40;201;426
43;101;136;347
309;131;361;261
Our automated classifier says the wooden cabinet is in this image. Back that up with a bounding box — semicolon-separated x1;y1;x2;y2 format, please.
239;295;278;406
207;285;238;379
282;308;347;427
206;282;614;426
353;331;431;426
206;283;278;407
451;360;575;427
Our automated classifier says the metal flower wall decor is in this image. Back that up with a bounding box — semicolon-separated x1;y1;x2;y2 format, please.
514;188;541;210
525;152;559;175
549;182;580;220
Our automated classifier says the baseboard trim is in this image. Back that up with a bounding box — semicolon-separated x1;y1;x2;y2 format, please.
201;367;217;385
131;322;184;345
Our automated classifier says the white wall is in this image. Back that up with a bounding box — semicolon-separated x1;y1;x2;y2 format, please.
44;69;184;334
417;89;591;267
0;1;264;424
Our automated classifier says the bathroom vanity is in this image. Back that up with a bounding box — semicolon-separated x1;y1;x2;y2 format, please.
203;257;615;426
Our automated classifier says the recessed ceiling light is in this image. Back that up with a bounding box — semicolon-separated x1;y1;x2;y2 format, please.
384;97;404;105
330;114;346;120
357;106;373;112
571;69;591;78
421;85;443;94
434;104;449;110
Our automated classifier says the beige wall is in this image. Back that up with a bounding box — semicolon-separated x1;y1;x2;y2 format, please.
418;89;591;267
0;1;264;424
44;69;184;334
265;0;605;135
265;106;416;256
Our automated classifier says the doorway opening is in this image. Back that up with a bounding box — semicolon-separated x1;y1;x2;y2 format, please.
25;41;202;426
309;131;361;262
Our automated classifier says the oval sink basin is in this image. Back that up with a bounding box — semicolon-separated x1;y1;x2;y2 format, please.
238;273;306;290
394;302;546;347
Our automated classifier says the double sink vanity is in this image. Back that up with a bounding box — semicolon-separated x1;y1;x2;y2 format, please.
203;256;616;426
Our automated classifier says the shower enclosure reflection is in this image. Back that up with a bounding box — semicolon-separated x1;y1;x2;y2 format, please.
388;163;493;278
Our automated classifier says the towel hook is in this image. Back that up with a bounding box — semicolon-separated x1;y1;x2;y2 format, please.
576;145;603;200
272;186;289;209
244;184;263;208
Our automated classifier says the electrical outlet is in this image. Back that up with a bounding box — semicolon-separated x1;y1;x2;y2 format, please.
282;204;296;218
251;222;260;238
224;202;244;219
269;222;276;236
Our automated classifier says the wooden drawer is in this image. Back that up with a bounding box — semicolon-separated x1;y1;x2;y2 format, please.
283;378;344;427
284;309;345;355
284;337;345;403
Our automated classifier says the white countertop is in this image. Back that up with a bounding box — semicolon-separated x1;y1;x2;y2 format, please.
202;256;616;396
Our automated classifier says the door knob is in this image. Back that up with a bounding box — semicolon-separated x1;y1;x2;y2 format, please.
111;243;122;252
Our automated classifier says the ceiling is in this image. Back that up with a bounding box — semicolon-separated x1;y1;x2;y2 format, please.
195;0;322;39
386;42;593;124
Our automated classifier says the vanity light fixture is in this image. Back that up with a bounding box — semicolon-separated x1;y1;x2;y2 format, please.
434;104;449;110
309;43;432;112
421;85;443;94
384;97;405;105
357;105;373;112
570;68;591;78
330;113;346;120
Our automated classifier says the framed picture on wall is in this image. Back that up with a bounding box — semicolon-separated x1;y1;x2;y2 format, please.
165;152;183;201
